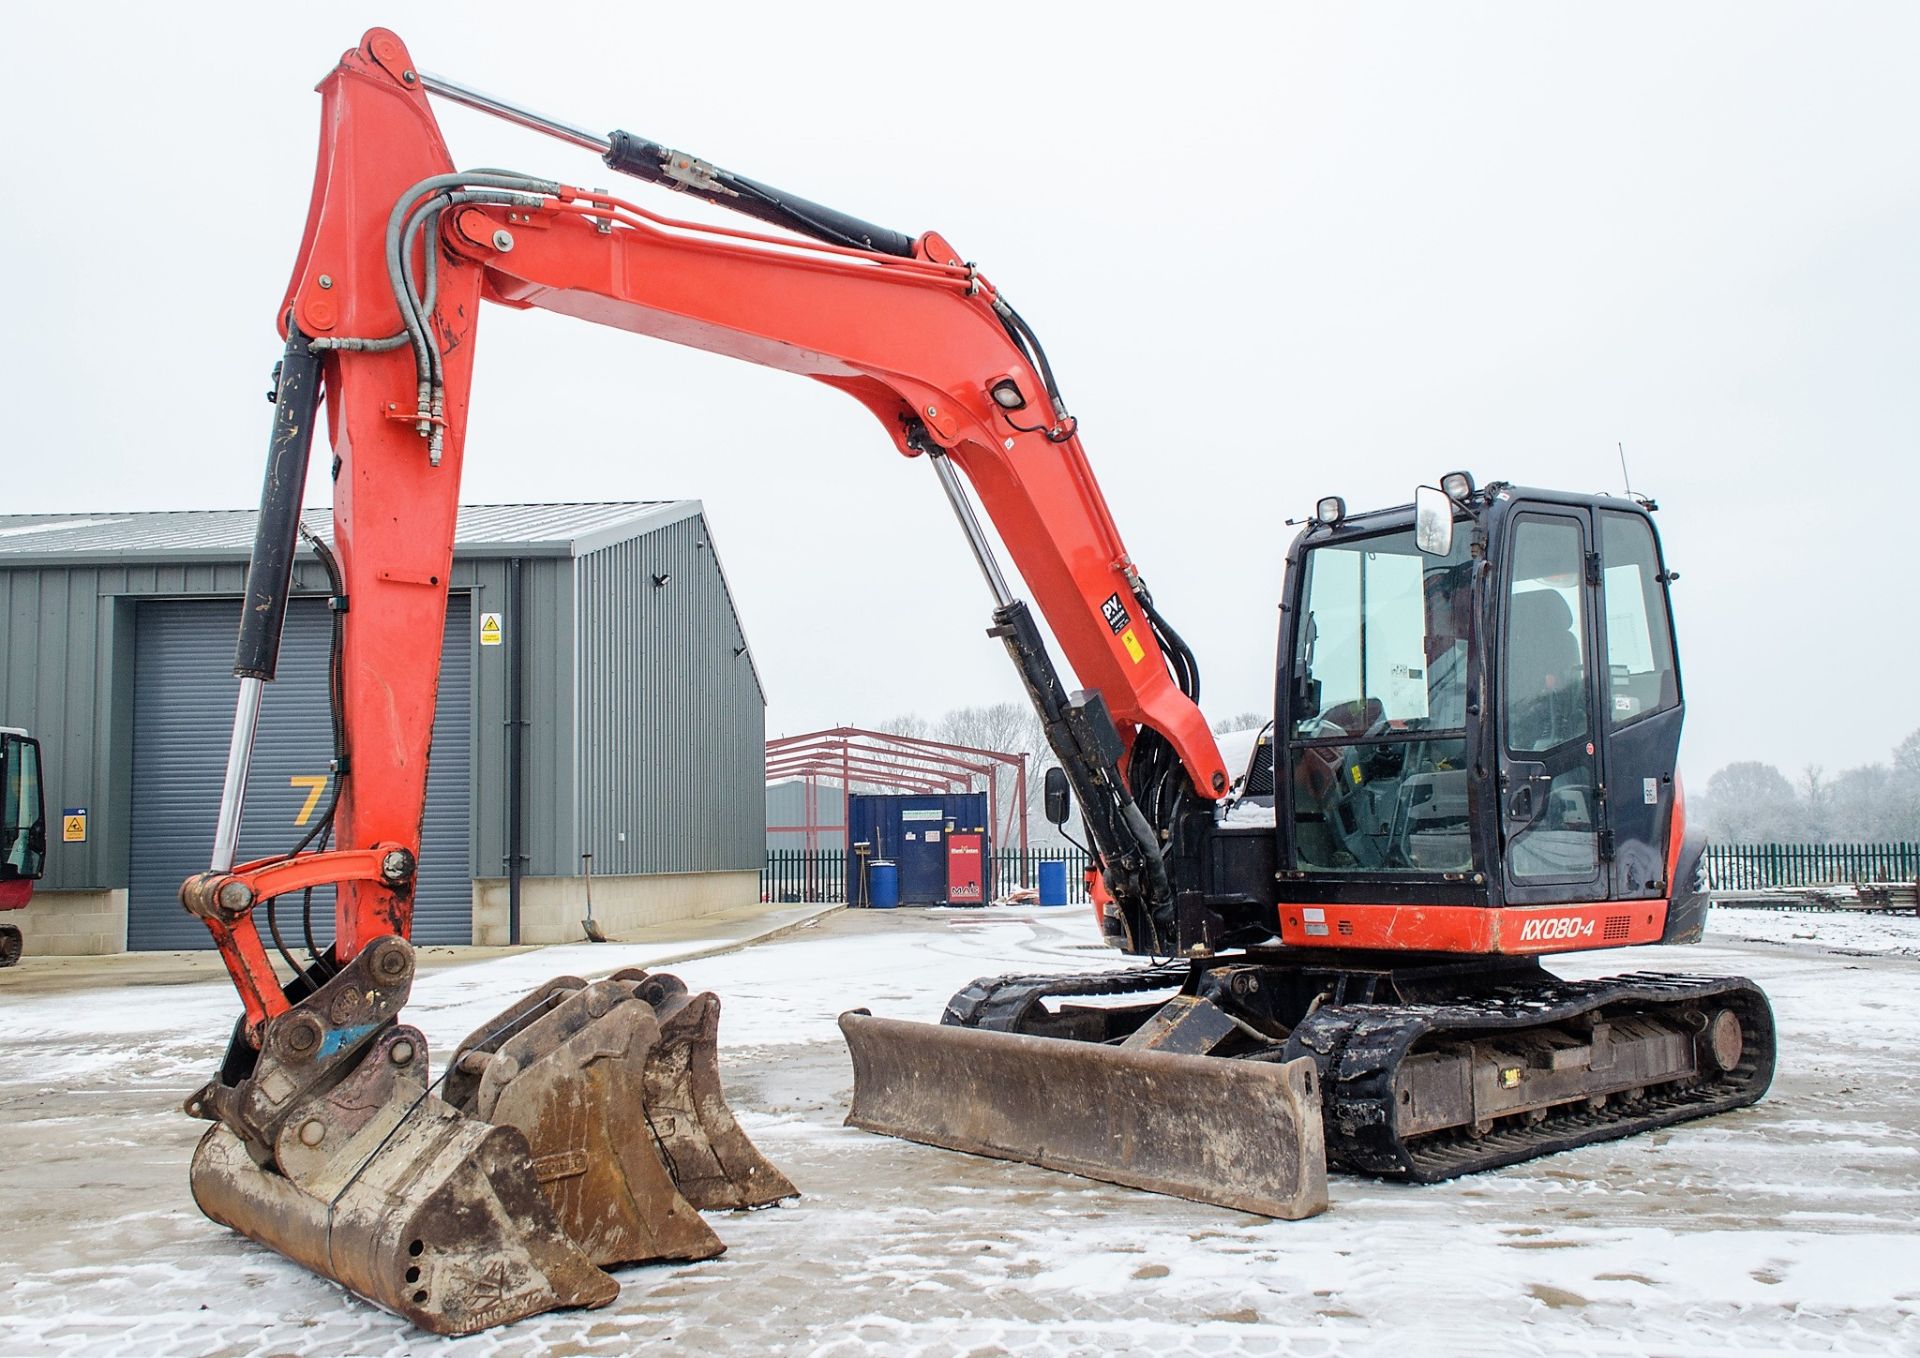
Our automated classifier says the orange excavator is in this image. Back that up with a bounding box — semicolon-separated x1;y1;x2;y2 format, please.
185;29;1773;1335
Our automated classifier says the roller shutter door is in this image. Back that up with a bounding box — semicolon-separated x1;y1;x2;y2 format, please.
128;595;472;950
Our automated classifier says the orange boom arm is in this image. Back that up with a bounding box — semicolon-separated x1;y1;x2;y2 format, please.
187;30;1225;1034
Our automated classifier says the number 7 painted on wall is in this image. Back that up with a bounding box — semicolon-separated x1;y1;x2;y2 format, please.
290;775;330;826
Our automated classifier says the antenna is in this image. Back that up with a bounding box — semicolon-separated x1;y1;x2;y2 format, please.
1617;441;1634;499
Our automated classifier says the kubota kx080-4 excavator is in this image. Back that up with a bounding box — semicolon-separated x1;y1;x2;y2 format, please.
183;29;1774;1334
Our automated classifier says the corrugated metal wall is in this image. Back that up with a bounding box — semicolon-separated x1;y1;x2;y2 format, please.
466;557;576;878
126;596;472;949
577;513;766;875
0;507;763;898
0;557;493;893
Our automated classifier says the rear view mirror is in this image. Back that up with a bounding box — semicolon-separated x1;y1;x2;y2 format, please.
1295;675;1322;721
1043;767;1072;826
1414;485;1454;556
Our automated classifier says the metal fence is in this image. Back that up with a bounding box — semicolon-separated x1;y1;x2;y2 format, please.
1703;842;1920;891
761;847;1094;904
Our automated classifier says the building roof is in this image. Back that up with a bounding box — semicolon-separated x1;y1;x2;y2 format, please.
0;502;703;565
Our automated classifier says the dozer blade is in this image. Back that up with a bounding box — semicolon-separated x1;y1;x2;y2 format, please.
450;978;725;1266
840;1011;1329;1220
190;1022;616;1336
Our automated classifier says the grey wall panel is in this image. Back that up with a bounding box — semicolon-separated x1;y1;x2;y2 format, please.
766;780;847;851
0;567;116;890
578;514;765;876
127;595;473;950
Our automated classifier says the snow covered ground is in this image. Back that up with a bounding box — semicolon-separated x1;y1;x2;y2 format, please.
1708;901;1920;958
2;906;1916;1356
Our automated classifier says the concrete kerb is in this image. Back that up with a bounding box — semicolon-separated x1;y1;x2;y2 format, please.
601;900;846;973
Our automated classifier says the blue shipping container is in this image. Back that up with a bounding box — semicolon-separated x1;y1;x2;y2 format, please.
846;792;991;906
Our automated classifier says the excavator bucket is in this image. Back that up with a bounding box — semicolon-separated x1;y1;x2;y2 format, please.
627;973;799;1211
190;1022;617;1336
446;968;795;1262
187;939;793;1335
840;1011;1329;1220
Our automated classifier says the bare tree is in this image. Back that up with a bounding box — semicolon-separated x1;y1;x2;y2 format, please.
1798;764;1831;842
1212;711;1268;735
1702;762;1804;843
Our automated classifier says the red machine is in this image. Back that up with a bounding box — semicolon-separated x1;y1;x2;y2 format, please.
0;727;45;966
945;833;986;905
183;30;1773;1334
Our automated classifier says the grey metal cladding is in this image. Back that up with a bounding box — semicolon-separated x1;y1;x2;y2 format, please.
577;513;765;876
126;597;472;949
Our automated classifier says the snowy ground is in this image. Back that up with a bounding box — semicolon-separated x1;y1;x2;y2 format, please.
2;905;1916;1357
1708;900;1920;958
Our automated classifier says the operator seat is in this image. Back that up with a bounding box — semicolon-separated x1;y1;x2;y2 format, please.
1507;590;1581;751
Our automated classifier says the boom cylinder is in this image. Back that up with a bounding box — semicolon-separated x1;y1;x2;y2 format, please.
210;334;323;872
236;333;323;680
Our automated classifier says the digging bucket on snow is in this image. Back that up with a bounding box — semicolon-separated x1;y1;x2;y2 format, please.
839;1010;1329;1220
189;1022;617;1336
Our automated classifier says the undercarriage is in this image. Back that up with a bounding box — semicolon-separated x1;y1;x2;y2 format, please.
846;951;1774;1199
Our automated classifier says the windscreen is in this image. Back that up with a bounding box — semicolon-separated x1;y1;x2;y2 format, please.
1293;527;1474;739
1288;527;1476;874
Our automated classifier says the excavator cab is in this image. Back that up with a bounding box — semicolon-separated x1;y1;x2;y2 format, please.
1270;476;1706;948
0;728;46;966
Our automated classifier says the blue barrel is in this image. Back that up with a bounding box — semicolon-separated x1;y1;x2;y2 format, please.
1037;860;1069;907
869;861;900;909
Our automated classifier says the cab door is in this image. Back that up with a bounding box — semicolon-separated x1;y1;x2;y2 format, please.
1497;509;1605;904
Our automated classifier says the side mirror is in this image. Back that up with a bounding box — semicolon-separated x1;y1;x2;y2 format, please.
1295;675;1322;721
1043;767;1072;826
1414;485;1454;556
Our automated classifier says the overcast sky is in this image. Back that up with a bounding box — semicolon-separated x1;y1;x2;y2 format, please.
5;3;1915;785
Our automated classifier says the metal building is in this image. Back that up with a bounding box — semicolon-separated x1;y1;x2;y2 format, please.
0;502;765;954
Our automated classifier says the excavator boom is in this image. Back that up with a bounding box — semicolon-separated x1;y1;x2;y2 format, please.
181;29;1291;1334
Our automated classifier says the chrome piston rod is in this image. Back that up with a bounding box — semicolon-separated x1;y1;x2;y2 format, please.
418;71;611;155
928;452;1017;610
210;678;264;873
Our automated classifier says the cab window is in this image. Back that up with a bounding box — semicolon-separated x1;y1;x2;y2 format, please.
1599;511;1678;726
1288;527;1475;875
1503;519;1589;755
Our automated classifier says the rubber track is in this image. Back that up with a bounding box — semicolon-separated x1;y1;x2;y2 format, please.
943;963;1189;1032
1284;971;1777;1181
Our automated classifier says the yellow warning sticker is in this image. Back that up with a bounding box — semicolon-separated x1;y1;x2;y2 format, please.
1350;764;1364;785
62;809;88;843
1120;628;1145;664
480;612;503;647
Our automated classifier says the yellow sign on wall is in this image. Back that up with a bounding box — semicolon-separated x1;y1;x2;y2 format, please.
62;808;88;843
